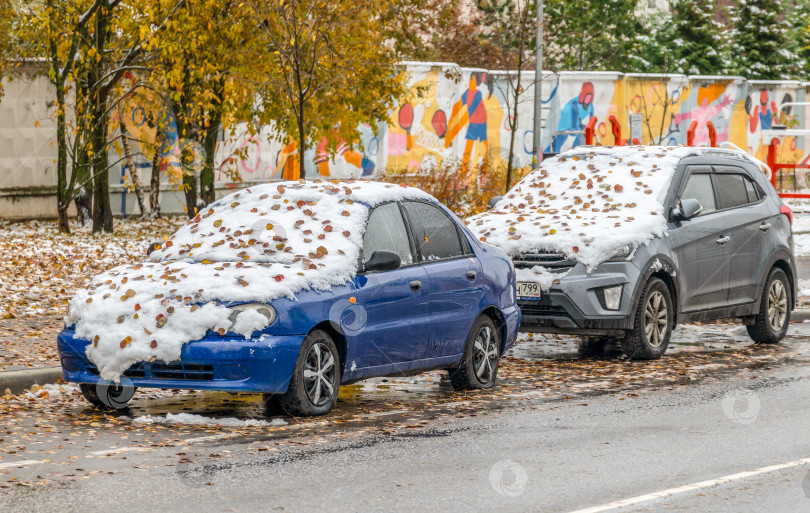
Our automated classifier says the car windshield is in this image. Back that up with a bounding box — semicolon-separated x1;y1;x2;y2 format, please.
149;182;370;265
469;146;696;271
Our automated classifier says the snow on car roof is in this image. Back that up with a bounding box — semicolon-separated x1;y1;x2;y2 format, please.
67;180;431;381
469;146;699;276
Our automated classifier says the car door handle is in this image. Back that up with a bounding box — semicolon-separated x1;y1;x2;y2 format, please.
409;280;422;292
716;235;730;244
759;222;772;231
466;270;477;281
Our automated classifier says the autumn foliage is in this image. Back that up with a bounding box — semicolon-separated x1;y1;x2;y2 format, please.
382;158;532;218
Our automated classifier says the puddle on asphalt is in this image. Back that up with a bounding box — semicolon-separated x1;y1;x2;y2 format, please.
507;322;810;360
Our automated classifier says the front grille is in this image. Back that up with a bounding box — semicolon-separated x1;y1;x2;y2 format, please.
517;301;568;317
513;252;576;271
85;361;214;381
151;362;214;380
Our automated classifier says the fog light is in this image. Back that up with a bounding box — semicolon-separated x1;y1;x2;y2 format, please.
603;286;622;310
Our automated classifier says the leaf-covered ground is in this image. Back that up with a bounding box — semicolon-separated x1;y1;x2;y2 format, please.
0;219;185;370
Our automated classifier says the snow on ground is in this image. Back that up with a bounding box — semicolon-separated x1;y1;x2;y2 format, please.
794;233;810;257
24;383;81;400
0;218;184;319
792;212;810;234
469;146;704;286
132;412;286;427
68;180;432;381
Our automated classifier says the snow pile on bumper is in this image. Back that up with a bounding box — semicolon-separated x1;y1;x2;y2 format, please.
67;180;431;381
469;146;698;281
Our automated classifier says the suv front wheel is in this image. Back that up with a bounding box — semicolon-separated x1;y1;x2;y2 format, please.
620;277;673;360
747;267;791;344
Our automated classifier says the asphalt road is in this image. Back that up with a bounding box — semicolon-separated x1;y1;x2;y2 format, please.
4;327;810;512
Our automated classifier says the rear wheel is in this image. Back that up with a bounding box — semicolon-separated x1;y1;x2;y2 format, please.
449;316;501;390
278;330;341;416
620;278;673;360
80;382;136;410
747;268;791;344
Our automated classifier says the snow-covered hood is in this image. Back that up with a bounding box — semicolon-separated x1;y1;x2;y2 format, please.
67;180;432;381
469;146;699;274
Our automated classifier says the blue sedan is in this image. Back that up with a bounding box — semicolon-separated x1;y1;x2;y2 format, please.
58;181;520;416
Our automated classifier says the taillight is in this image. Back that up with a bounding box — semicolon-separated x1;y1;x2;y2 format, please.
780;204;793;225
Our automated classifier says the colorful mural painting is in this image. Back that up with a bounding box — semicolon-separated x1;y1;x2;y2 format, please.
93;64;810;189
4;61;810;219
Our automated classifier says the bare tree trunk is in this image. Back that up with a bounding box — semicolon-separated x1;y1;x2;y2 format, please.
55;83;71;234
148;126;163;220
90;9;113;234
201;77;224;206
297;106;307;179
119;115;147;217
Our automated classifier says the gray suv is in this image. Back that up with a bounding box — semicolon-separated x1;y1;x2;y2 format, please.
484;149;796;360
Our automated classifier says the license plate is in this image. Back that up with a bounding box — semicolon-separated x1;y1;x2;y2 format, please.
517;282;542;299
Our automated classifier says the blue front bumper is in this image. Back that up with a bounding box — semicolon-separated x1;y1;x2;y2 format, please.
57;329;305;394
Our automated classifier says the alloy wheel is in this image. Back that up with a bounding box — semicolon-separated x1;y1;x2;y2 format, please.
473;326;498;383
768;279;788;331
302;342;336;406
644;291;668;347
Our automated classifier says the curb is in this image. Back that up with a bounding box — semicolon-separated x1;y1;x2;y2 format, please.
0;366;63;395
794;309;810;323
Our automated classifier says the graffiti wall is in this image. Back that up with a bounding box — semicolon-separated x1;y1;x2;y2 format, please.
114;64;810;190
3;62;810;219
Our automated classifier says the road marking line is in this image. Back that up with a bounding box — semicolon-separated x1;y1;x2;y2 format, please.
360;409;410;418
183;434;234;444
0;460;43;469
567;457;810;513
88;447;153;456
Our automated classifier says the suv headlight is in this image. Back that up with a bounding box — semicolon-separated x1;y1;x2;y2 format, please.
227;303;277;326
602;286;623;310
608;246;635;261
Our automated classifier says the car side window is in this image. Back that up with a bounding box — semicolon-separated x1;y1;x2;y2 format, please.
403;201;465;261
362;202;414;266
680;172;717;215
744;175;761;203
716;173;752;209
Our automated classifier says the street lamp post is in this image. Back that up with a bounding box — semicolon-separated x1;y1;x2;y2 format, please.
532;0;543;166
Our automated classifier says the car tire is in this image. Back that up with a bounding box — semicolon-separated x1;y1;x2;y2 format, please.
262;393;285;416
278;329;341;416
620;277;673;360
449;316;501;390
80;382;136;410
747;267;791;344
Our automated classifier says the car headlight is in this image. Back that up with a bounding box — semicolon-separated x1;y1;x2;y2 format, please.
602;286;623;310
608;246;634;261
227;303;277;326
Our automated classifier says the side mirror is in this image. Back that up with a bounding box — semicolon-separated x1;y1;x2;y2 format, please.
146;242;160;256
363;250;401;273
487;195;504;210
673;198;702;221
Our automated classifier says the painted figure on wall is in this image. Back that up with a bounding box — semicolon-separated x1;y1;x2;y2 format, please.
673;88;734;145
314;137;375;177
748;90;779;133
548;82;594;153
446;72;493;167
